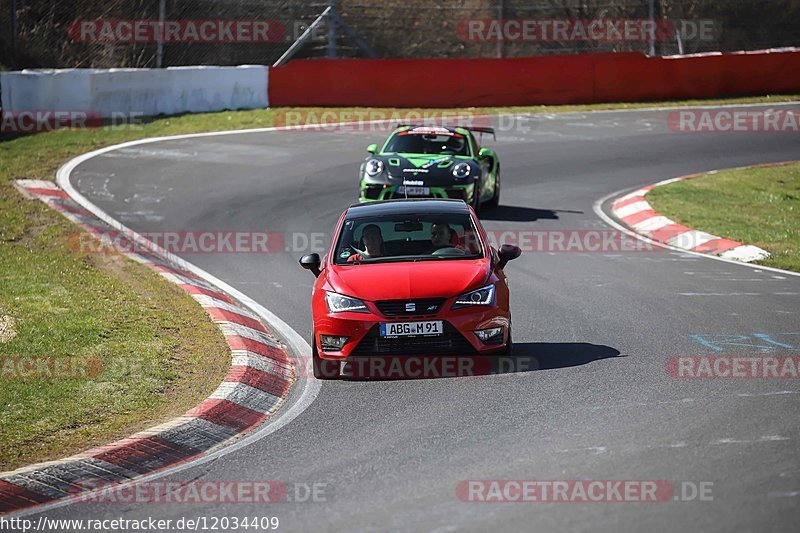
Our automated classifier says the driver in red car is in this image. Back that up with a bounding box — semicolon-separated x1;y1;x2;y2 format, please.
348;224;385;261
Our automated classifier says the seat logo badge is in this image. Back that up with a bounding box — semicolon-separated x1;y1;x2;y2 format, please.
405;303;416;312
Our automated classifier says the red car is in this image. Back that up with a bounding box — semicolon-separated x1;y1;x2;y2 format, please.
299;199;521;379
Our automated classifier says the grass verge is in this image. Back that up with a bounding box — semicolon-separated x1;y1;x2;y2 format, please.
0;95;797;469
647;162;800;272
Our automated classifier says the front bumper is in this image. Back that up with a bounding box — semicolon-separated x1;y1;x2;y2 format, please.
359;183;474;203
313;299;510;360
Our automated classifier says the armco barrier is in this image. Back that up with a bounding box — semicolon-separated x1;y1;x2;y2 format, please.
0;66;269;118
2;50;798;117
268;50;800;108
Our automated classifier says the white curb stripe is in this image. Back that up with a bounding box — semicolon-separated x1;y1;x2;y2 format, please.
720;245;772;263
615;189;650;203
614;200;651;218
192;295;260;320
210;382;283;414
16;179;60;190
231;352;294;377
632;215;675;232
220;322;282;348
608;167;783;263
667;229;718;249
157;271;220;292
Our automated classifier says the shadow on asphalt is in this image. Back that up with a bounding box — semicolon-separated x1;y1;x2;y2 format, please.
479;205;583;222
326;343;622;381
507;342;623;372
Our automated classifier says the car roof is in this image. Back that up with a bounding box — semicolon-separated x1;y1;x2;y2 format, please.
346;199;471;217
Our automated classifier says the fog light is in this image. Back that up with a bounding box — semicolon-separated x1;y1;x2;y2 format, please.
475;327;504;345
320;335;349;351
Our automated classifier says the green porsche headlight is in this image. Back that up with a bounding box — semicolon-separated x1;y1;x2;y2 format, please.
365;159;384;177
452;162;471;178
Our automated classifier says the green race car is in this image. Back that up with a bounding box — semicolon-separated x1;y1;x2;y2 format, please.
359;125;501;212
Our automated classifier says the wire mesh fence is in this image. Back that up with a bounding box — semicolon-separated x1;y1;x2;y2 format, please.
1;0;799;69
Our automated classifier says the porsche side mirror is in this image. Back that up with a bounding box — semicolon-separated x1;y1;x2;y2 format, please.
498;244;521;269
366;143;378;154
299;253;321;277
478;147;494;159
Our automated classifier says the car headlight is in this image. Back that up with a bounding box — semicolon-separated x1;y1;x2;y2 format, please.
452;162;471;179
365;159;384;177
325;292;370;313
452;284;495;309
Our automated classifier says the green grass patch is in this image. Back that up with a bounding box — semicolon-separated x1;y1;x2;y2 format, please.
0;95;797;469
647;162;800;272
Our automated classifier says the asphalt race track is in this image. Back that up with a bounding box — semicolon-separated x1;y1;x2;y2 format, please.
30;105;800;531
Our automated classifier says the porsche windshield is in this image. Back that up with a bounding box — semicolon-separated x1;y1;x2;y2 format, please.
382;129;471;156
333;213;484;265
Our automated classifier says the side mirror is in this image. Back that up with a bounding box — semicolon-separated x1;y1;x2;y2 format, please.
497;244;521;269
366;143;378;154
299;253;321;277
478;147;494;159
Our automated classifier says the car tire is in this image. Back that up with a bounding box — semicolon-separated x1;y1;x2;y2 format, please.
497;328;513;356
486;173;501;209
312;334;340;380
471;178;482;214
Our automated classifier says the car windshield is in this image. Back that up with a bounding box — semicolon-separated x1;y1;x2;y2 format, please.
382;128;471;156
333;212;484;265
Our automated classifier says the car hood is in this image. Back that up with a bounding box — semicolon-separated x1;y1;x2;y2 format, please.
327;259;490;301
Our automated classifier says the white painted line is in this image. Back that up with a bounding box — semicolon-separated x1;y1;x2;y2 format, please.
679;292;761;296
652;177;687;186
737;391;799;397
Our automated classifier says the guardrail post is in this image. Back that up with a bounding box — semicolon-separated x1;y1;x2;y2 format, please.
327;0;338;59
10;0;17;67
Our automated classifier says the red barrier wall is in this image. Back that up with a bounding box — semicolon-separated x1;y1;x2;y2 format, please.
268;51;800;108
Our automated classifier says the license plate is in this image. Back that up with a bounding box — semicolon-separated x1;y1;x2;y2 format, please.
397;186;430;196
380;320;443;338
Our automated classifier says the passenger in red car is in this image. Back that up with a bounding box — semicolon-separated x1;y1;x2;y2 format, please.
430;222;466;252
430;222;453;249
